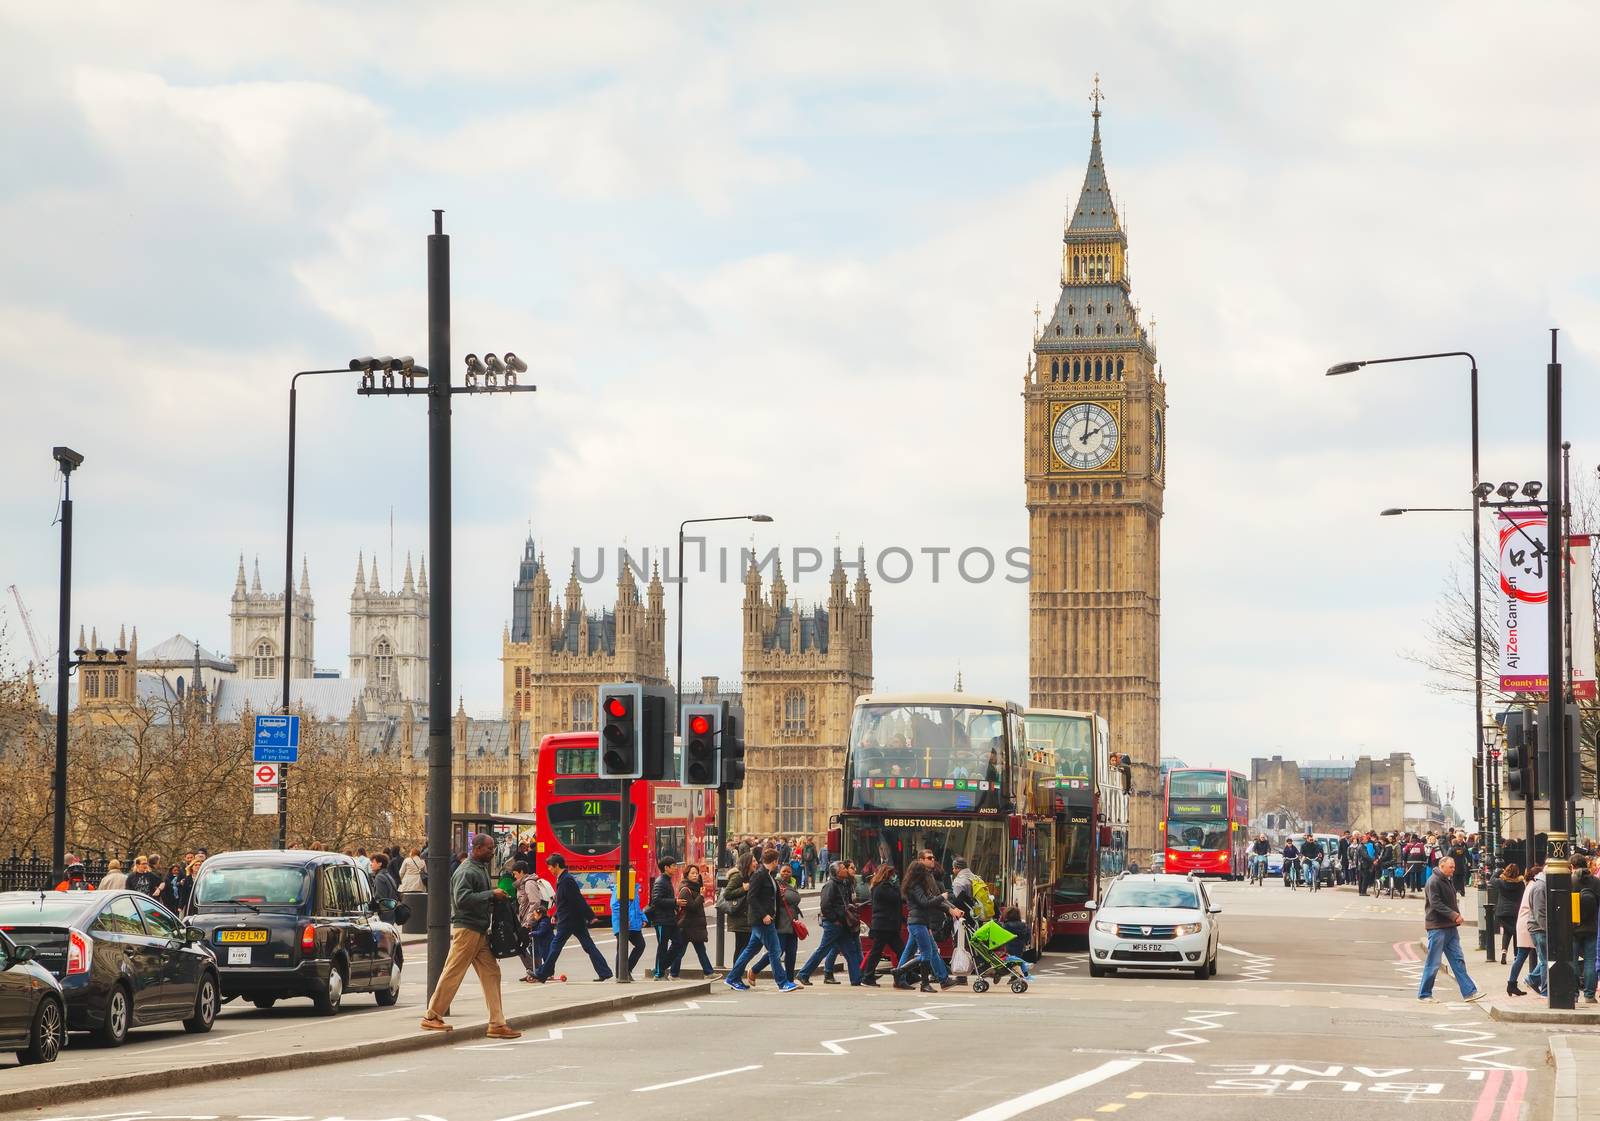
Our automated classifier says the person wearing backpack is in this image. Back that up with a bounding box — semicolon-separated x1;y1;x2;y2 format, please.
648;855;682;980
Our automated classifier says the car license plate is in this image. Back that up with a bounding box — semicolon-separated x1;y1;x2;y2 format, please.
216;930;268;943
1132;942;1163;952
227;946;252;965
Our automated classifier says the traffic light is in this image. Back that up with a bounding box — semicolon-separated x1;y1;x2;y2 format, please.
721;710;746;790
1538;701;1582;801
598;683;644;779
680;702;725;788
1506;708;1538;800
641;689;671;781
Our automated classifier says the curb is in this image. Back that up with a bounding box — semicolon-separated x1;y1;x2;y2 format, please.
1550;1036;1577;1121
1489;1002;1600;1025
0;982;711;1114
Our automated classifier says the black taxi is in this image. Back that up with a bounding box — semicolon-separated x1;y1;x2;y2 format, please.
185;850;402;1014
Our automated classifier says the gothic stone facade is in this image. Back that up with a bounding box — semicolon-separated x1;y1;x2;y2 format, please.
1025;102;1165;862
500;537;668;747
735;552;873;840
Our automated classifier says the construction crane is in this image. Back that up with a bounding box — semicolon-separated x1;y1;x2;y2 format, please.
6;584;53;672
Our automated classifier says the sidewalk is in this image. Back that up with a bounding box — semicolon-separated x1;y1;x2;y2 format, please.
1549;1035;1600;1121
0;969;710;1114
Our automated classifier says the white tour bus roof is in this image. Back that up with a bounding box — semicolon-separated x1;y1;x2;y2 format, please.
856;691;1021;712
1024;707;1098;720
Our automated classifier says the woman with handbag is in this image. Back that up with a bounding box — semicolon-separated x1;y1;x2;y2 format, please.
750;864;805;983
668;863;719;979
721;852;754;964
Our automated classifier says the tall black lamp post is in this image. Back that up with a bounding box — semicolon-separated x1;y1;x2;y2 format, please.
1329;352;1491;935
676;513;772;969
50;447;129;881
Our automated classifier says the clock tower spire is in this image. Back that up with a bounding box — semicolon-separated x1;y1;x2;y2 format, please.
1023;84;1166;864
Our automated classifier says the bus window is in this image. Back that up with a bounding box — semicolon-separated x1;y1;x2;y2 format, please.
555;747;599;775
546;800;635;856
844;702;1009;812
1167;770;1228;799
655;826;686;864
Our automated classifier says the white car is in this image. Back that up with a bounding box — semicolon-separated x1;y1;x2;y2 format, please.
1085;873;1221;979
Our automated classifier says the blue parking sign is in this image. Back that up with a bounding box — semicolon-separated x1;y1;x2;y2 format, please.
253;714;301;763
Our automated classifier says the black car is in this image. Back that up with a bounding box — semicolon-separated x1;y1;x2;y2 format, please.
0;929;65;1064
0;890;219;1045
186;851;402;1014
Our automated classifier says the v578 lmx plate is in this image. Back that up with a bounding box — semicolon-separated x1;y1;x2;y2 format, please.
216;930;268;943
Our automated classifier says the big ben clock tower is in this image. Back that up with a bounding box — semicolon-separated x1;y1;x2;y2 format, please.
1024;83;1165;860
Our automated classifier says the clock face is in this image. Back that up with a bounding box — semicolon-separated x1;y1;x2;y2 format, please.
1152;408;1164;474
1052;402;1120;471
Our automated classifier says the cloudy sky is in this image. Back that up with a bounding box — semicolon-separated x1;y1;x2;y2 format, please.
3;2;1598;821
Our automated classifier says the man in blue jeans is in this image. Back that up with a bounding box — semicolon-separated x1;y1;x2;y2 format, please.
724;848;798;993
1418;857;1483;1004
1526;869;1549;995
795;861;863;986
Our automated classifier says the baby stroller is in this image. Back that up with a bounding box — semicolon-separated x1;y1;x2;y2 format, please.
964;918;1030;994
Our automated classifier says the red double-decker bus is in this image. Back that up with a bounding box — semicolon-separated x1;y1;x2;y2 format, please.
532;731;718;922
1162;767;1249;878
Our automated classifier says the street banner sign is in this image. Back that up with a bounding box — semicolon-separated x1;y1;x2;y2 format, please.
253;714;301;763
1498;508;1550;694
253;763;280;789
1570;535;1597;700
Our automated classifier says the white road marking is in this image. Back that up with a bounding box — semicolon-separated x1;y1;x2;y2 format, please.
457;998;712;1050
494;1103;594;1121
1145;1010;1234;1063
774;1002;966;1057
955;1059;1141;1121
632;1063;762;1092
1432;1022;1526;1070
1218;944;1259;958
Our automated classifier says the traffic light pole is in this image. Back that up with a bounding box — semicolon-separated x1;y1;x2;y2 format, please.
1543;329;1574;1010
616;777;632;982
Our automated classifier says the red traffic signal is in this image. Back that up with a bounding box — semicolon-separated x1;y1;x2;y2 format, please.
689;714;711;736
605;696;629;719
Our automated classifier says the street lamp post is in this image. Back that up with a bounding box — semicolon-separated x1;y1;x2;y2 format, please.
676;513;772;970
279;365;417;851
49;447;129;882
1329;352;1492;942
1542;329;1574;1009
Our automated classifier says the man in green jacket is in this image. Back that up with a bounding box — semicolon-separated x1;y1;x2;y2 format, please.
421;832;522;1038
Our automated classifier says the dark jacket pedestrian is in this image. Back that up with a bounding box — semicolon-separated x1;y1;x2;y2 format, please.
869;877;904;934
449;850;496;935
745;862;778;927
1424;868;1462;931
678;876;708;942
533;856;613;983
905;879;950;927
724;863;752;934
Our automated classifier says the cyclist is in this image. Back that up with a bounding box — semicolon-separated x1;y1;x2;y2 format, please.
1250;835;1271;884
1298;833;1323;891
1282;838;1300;888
